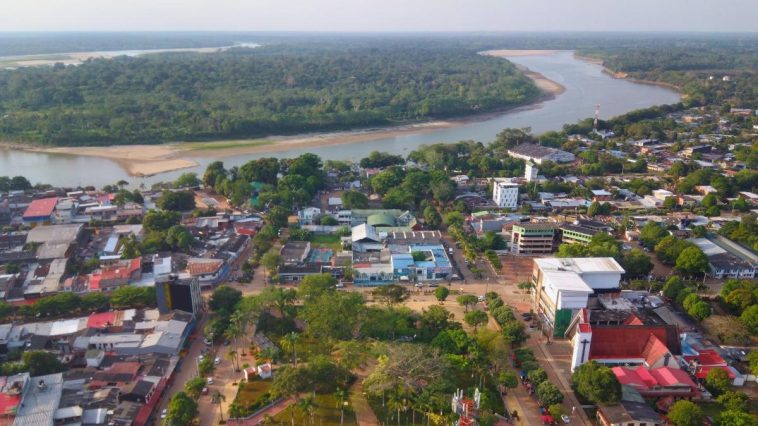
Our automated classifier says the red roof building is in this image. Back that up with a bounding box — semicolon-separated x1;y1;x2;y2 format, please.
89;258;142;291
683;349;734;379
87;311;117;329
22;197;58;222
613;366;699;398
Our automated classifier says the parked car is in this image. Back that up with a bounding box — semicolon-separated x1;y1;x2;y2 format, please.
203;338;212;346
214;357;221;365
207;377;214;385
161;409;167;419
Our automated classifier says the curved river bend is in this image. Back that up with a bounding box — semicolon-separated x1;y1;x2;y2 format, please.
0;51;679;187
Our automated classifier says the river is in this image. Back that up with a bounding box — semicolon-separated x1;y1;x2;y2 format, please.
0;50;680;187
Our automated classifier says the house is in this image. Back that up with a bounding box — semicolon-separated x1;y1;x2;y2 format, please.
612;366;698;398
591;190;613;202
88;258;142;292
186;258;227;288
532;258;625;337
597;401;662;426
507;143;575;164
297;207;321;225
491;178;519;209
22;197;58;224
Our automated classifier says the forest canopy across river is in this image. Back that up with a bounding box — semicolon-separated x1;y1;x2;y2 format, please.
0;41;540;146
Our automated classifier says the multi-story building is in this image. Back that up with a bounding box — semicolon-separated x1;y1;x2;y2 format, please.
532;257;624;337
559;223;599;245
511;223;558;254
492;178;519;209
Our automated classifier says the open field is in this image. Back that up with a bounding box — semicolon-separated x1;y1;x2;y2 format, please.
272;394;358;426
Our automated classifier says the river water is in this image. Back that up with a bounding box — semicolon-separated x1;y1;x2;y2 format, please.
0;51;679;187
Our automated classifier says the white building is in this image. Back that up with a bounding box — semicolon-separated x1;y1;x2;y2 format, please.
525;163;538;182
507;143;576;164
532;257;625;338
492;178;519;209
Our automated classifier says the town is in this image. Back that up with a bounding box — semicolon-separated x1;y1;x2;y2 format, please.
0;100;756;426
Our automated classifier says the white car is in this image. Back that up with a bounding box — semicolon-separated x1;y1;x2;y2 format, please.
214;357;221;365
207;377;214;385
203;338;212;346
160;409;167;419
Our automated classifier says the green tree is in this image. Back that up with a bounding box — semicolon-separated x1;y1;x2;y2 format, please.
423;206;442;229
110;286;155;308
498;371;518;393
372;284;409;307
717;410;758;426
740;305;758;334
501;320;527;345
535;382;563;406
174;172;200;188
571;360;622;405
261;250;282;283
456;294;478;313
639;221;668;249
675;246;710;276
21;351;64;376
341;190;369;209
443;211;465;228
418;305;453;339
662;276;685;299
184;376;206;399
434;286;449;303
209;285;242;313
687;301;712;321
667;400;703;426
464;310;488;331
157;190;196;211
705;367;731;395
297;274;337;301
527;368;548;386
716;390;748;411
165;391;198;426
621;248;653;279
280;332;300;367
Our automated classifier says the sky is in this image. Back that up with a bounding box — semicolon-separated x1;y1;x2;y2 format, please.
1;0;757;33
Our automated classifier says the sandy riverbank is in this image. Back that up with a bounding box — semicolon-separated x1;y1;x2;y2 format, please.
1;143;199;177
3;49;568;176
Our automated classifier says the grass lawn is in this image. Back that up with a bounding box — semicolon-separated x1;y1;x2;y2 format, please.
311;234;343;251
271;394;358;425
230;378;273;417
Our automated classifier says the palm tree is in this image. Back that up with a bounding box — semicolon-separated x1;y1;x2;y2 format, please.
297;393;317;426
226;349;238;372
211;390;226;423
334;388;347;426
280;332;299;367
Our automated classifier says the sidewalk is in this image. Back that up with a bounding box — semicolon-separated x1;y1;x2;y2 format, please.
349;378;380;426
529;337;591;426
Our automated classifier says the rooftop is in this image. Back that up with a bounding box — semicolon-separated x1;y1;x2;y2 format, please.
535;257;625;274
22;198;58;220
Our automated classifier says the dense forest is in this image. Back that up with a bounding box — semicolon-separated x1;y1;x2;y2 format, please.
576;39;758;108
0;41;539;146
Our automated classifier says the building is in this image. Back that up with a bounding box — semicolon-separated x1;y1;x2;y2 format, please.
389;243;452;282
525;163;538;182
569;309;681;371
612;366;698;398
507;143;575;164
532;258;624;337
22;197;58;224
185;258;227;288
688;237;757;279
559;223;599;245
597;401;662;426
511;223;558;254
492;179;519;209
